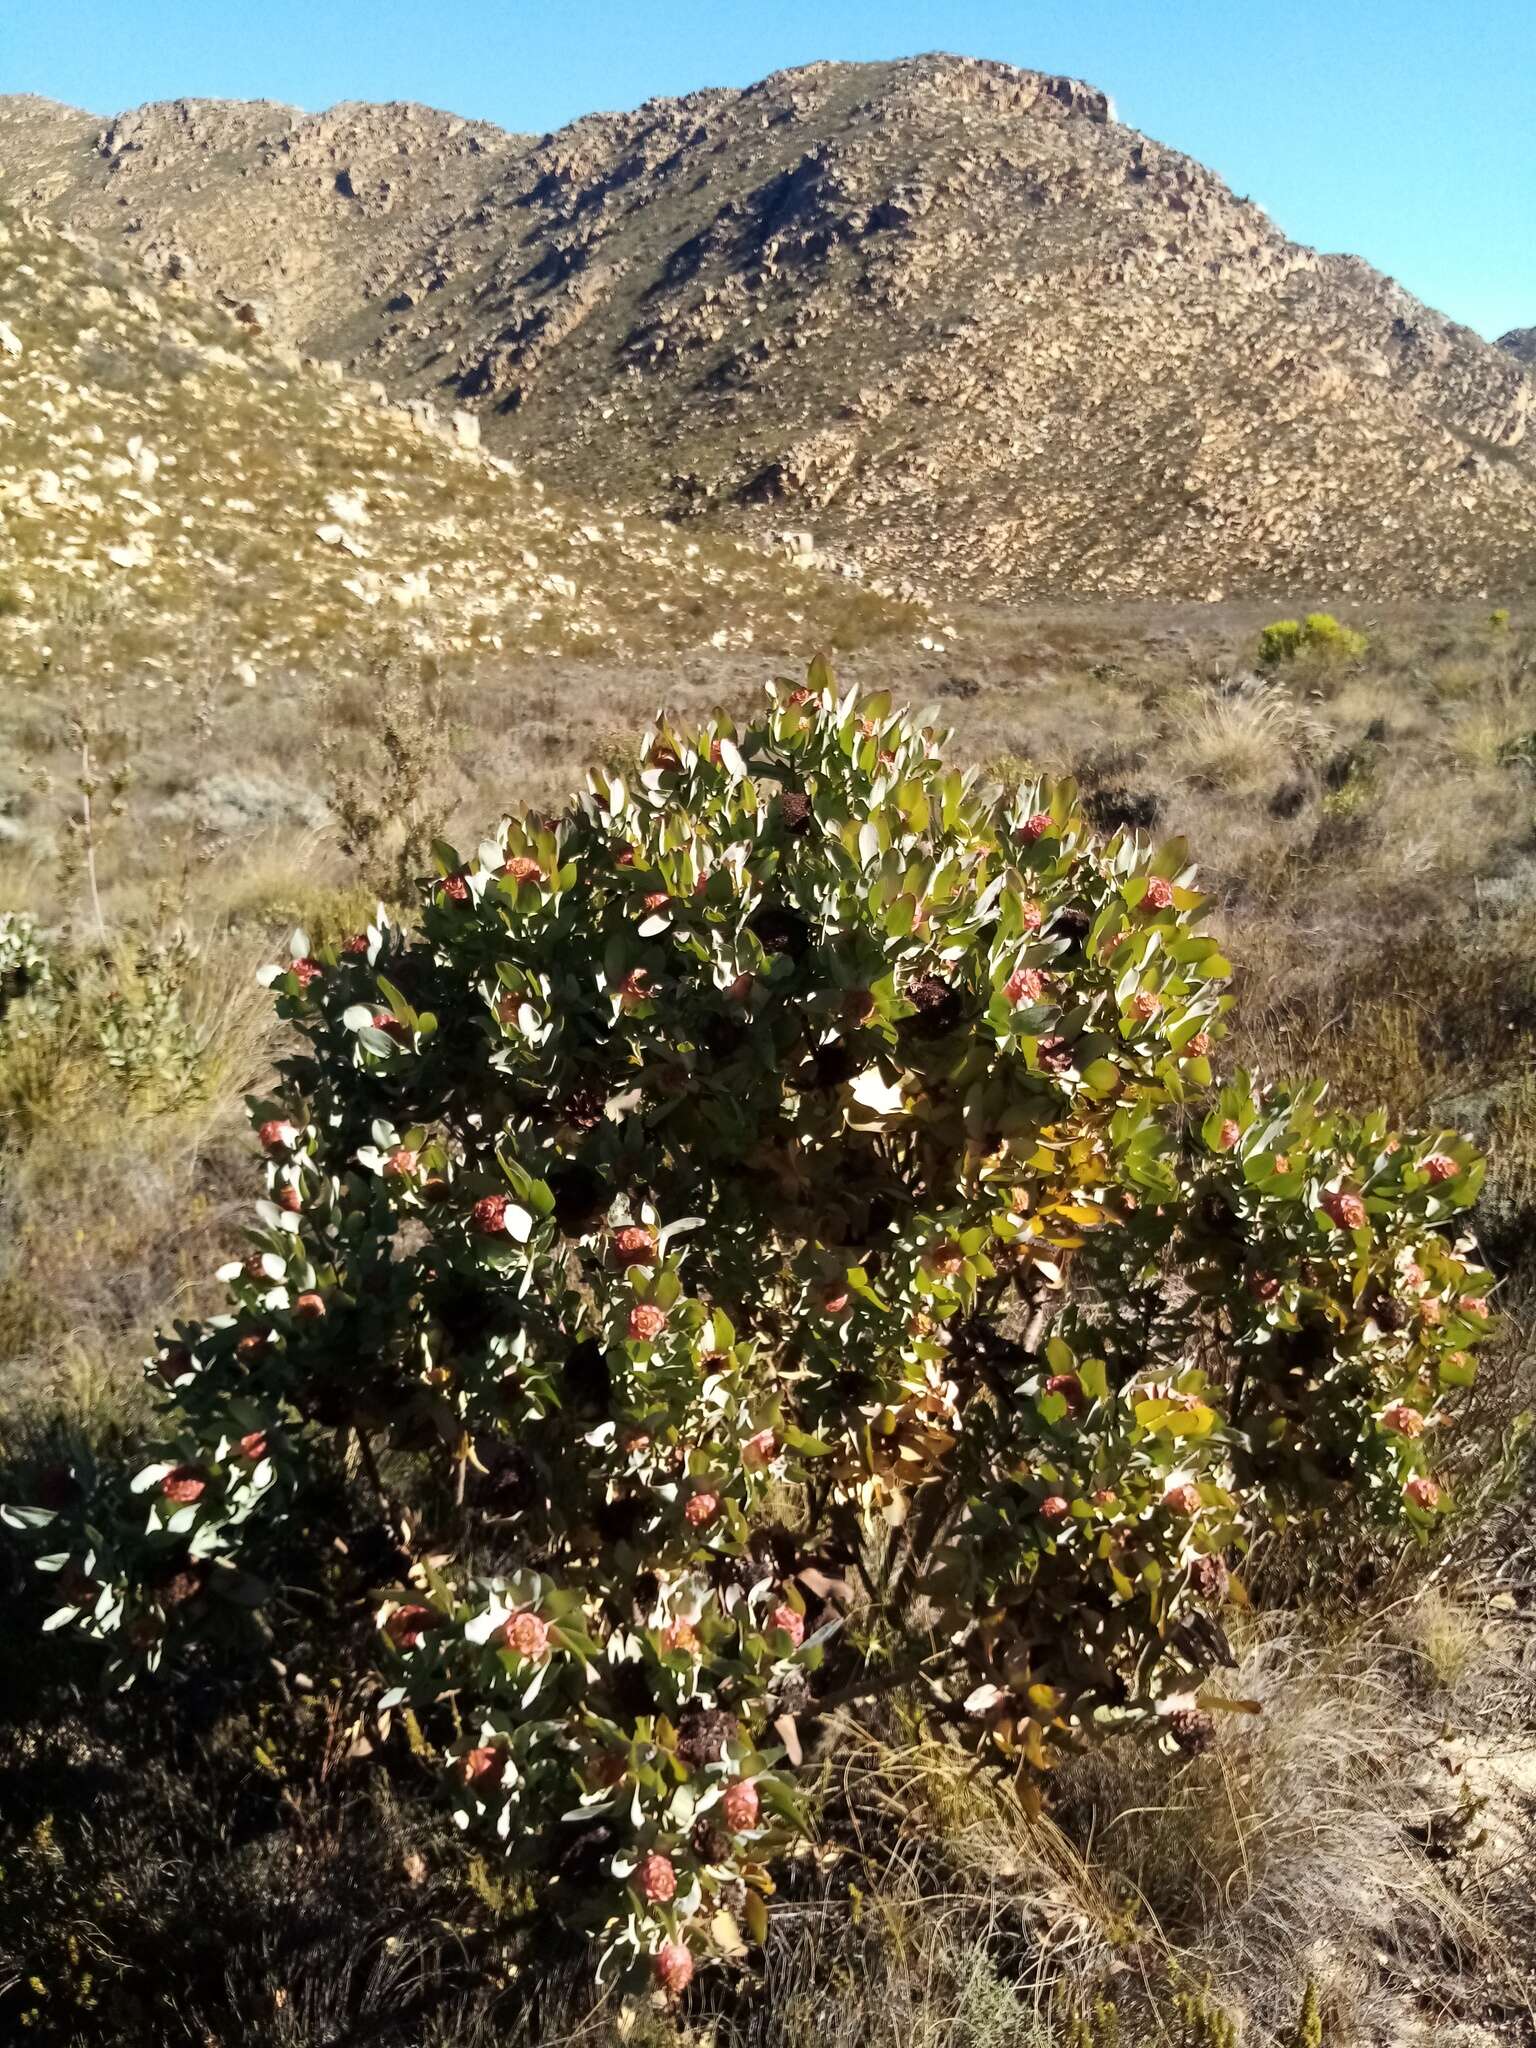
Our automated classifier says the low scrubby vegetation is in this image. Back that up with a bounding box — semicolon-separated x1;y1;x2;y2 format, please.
1255;614;1370;671
2;607;1535;2046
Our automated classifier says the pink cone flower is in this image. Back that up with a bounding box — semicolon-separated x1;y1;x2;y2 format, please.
722;1780;761;1831
637;1851;676;1903
769;1602;805;1647
160;1465;207;1506
1323;1188;1367;1231
1381;1402;1425;1438
656;1942;694;1997
502;1610;550;1660
386;1604;435;1649
470;1194;510;1236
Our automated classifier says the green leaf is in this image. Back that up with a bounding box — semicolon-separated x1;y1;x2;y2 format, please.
1079;1357;1109;1402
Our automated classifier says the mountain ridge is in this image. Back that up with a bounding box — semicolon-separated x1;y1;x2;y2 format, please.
3;54;1534;599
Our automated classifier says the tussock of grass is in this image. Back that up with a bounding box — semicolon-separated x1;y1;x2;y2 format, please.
1056;1619;1486;2039
1170;676;1326;793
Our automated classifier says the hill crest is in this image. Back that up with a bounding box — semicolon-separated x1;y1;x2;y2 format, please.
3;54;1534;598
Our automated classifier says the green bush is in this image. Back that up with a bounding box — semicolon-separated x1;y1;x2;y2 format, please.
1258;614;1369;667
93;930;205;1106
1257;619;1306;667
0;911;59;1039
5;661;1490;1998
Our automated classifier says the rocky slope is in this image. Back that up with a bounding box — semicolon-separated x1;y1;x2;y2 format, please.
0;206;917;694
4;58;1535;599
1500;328;1536;369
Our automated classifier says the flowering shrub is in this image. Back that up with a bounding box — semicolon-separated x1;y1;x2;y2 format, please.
4;663;1490;1994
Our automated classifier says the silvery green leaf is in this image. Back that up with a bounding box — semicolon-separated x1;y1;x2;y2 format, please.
465;1604;509;1647
1;1503;59;1528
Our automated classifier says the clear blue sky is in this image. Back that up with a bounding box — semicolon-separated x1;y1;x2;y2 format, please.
5;1;1532;340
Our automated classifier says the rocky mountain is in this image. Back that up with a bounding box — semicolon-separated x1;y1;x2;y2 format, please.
4;57;1535;600
1500;328;1536;369
0;205;915;694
